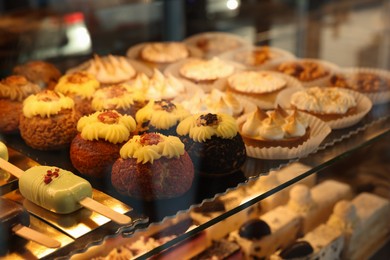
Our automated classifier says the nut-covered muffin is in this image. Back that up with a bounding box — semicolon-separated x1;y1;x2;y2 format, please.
70;110;136;178
0;75;40;133
111;132;194;200
176;112;246;175
19;90;81;150
54;71;100;115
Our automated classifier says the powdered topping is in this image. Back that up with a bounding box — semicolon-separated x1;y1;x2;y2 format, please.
288;185;317;214
141;42;189;63
92;84;145;111
54;71;100;98
179;57;235;81
130;70;185;100
120;133;185;163
0;75;40;101
135;99;190;130
327;200;359;232
176;113;238;142
240;107;308;141
22;90;74;118
83;54;136;84
228;71;286;93
291;87;356;114
77;110;136;144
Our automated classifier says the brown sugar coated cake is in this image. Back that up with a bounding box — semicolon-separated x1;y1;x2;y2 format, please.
19;90;81;150
70;110;136;178
176;112;246;175
0;75;40;133
111;132;194;200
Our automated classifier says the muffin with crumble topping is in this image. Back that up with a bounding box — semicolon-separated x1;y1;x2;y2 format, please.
176;112;246;175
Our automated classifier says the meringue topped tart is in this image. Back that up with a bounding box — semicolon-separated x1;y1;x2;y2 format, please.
140;42;190;63
239;106;310;148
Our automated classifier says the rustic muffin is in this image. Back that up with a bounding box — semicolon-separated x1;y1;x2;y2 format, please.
13;60;62;89
0;75;40;133
176;112;246;175
54;71;100;115
70;110;136;178
19;90;81;150
111;132;194;200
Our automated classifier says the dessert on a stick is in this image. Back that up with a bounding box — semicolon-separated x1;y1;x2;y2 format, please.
0;158;131;225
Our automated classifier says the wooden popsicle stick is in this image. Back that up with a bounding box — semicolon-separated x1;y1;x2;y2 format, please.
0;157;23;178
79;197;131;225
12;224;61;248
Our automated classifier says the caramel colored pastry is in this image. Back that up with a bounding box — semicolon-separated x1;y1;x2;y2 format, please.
233;46;292;68
91;84;147;118
290;87;357;121
176;112;246;175
54;71;100;115
135;99;190;136
140;42;190;64
276;60;330;82
70;110;136;178
0;75;40;133
330;71;390;93
111;132;194;200
13;60;62;89
19;90;81;150
240;107;310;148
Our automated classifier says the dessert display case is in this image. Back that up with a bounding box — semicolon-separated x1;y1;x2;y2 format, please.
0;0;389;259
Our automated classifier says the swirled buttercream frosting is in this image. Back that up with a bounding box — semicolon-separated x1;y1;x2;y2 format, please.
136;99;190;130
22;90;74;118
55;71;100;98
141;42;189;63
92;84;145;111
77;110;136;144
227;71;286;94
120;133;185;164
177;113;238;142
0;75;40;101
290;87;356;114
179;57;235;81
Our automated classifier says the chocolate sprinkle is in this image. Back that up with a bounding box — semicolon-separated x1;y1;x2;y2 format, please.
239;219;271;240
279;240;314;259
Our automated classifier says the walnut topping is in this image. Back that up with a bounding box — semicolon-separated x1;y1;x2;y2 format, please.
98;111;120;124
105;85;127;99
196;113;219;127
331;72;390;92
67;72;91;84
37;90;60;102
140;133;163;145
2;75;29;86
44;168;60;184
154;99;176;112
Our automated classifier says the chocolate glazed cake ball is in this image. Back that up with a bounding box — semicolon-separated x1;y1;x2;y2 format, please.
111;133;194;200
70;110;136;178
176;113;246;175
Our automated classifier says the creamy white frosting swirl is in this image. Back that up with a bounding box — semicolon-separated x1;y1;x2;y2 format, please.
227;71;286;93
0;75;40;101
54;71;100;99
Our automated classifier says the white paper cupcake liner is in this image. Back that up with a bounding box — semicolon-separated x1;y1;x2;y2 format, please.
237;111;331;160
218;45;296;70
276;87;373;129
330;67;390;105
226;70;304;110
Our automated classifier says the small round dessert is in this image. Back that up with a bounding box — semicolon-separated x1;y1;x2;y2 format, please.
176;112;246;175
54;71;100;115
91;83;147;118
111;132;194;200
13;60;62;89
135;99;190;136
70;110;136;178
19;90;81;150
289;86;357;122
0;75;40;133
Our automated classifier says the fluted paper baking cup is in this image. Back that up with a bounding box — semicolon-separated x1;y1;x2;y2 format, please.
331;67;390;105
226;70;303;109
236;111;331;160
276;87;373;129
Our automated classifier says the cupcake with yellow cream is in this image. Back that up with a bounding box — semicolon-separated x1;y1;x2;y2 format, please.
0;75;41;133
54;71;100;115
111;132;194;200
135;99;190;136
19;90;81;150
70;110;136;178
176;112;246;175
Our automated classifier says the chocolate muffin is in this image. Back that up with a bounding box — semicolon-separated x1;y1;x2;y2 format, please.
111;133;194;200
70;110;136;178
176;112;246;175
